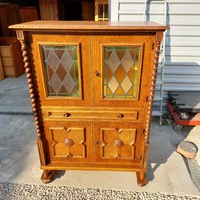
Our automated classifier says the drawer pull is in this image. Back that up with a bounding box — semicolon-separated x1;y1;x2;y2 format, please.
117;114;124;118
114;139;124;148
63;113;71;117
64;138;74;146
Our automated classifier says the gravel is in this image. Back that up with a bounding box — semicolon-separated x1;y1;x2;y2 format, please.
0;183;199;200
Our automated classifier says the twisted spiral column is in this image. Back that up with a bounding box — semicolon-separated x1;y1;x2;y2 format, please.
145;40;161;143
17;31;46;166
20;40;42;140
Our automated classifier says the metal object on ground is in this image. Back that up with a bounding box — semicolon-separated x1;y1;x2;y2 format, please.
167;91;200;130
177;141;198;159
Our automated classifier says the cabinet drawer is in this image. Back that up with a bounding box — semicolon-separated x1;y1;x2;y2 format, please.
3;66;15;76
1;57;13;67
43;108;143;121
0;46;12;57
43;120;92;163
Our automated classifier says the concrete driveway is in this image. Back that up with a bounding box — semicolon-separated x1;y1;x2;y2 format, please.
0;75;199;197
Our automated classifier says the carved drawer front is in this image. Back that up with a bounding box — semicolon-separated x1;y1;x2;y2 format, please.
94;121;144;164
43;121;92;163
43;108;144;121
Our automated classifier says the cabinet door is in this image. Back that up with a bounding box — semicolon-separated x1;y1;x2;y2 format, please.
31;34;91;106
93;121;144;166
43;120;92;164
92;35;154;107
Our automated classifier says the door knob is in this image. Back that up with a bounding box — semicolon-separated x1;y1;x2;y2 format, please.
114;139;124;148
64;138;74;146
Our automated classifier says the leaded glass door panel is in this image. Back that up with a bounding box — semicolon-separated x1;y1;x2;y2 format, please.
32;34;91;106
41;45;81;97
103;46;141;99
92;35;153;107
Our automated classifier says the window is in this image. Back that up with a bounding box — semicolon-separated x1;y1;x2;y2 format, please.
95;0;109;21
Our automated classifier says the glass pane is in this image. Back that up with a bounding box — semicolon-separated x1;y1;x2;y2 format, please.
41;45;80;97
104;46;141;99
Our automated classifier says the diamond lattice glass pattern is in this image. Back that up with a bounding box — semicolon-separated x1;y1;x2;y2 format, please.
42;45;80;97
104;46;140;98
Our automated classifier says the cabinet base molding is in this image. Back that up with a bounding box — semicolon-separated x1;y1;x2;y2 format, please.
40;164;143;172
40;169;148;186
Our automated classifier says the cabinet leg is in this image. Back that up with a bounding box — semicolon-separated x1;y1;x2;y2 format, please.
41;170;54;184
136;172;148;186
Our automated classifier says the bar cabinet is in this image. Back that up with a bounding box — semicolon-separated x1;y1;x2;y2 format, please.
10;21;167;186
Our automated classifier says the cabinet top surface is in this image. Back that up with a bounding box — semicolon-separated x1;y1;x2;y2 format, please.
9;20;168;32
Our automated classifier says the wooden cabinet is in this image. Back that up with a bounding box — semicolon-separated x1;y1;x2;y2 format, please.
0;37;24;77
19;7;39;23
81;2;95;21
39;0;59;20
10;21;167;186
0;3;20;36
0;56;3;80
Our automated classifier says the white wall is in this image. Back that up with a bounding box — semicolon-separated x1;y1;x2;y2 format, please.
111;0;200;112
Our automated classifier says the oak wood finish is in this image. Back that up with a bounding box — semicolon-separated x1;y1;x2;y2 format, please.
10;21;167;186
